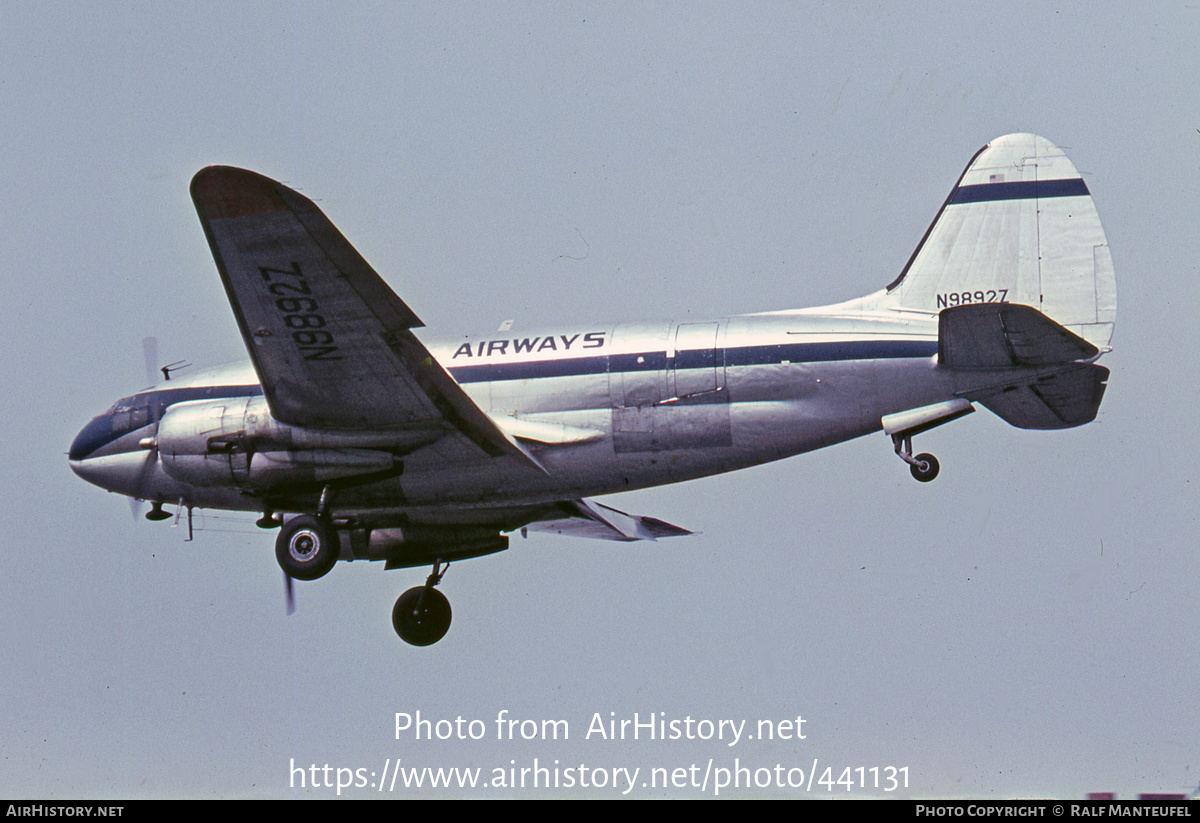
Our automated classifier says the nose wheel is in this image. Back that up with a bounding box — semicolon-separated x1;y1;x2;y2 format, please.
392;561;452;646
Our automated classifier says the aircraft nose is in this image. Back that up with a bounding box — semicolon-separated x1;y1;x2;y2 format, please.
68;439;159;497
69;414;112;462
67;413;144;493
68;396;164;496
69;416;114;489
68;453;110;488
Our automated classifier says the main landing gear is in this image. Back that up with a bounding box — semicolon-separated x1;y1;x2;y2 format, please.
275;514;339;580
271;484;455;645
392;561;452;647
272;512;454;646
891;433;940;483
275;485;340;581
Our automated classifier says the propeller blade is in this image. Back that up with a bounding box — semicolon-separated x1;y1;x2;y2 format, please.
142;337;159;387
284;572;295;616
132;446;159;502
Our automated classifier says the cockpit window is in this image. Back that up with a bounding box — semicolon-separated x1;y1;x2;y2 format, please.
106;395;136;414
73;384;263;461
111;405;151;432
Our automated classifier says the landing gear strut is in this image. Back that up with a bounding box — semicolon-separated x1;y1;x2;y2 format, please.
392;561;453;646
892;433;939;483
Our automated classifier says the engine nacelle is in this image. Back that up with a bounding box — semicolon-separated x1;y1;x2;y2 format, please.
156;397;396;489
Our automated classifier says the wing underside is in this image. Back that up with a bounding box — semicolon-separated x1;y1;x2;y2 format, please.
368;497;692;569
523;499;694;541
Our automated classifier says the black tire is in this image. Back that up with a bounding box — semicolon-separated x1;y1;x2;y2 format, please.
275;515;339;581
910;452;940;483
392;586;452;646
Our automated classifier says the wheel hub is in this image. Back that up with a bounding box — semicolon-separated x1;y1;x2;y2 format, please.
289;530;319;561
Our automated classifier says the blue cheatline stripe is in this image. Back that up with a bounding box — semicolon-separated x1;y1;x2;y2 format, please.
447;340;938;384
147;384;263;404
949;178;1090;204
724;339;937;368
448;354;612;384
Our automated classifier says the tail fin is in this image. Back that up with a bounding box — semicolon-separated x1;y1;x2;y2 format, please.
873;134;1116;351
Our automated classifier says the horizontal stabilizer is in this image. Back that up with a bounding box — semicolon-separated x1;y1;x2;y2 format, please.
524;499;693;542
978;364;1109;429
940;303;1098;369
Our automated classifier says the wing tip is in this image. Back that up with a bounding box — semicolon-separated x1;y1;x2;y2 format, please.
191;165;289;220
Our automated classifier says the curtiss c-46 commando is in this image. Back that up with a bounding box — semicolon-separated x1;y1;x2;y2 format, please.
69;134;1116;645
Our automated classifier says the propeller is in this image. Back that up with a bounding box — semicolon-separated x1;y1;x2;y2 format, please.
284;572;296;616
131;337;169;520
142;336;189;383
130;446;163;521
142;337;159;387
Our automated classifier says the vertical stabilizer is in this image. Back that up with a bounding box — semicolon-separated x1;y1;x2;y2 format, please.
874;134;1116;350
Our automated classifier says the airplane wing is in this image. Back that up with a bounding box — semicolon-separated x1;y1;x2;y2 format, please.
523;499;694;542
191;167;543;469
370;497;692;569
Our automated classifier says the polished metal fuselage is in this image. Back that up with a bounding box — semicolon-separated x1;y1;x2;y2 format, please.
70;304;962;526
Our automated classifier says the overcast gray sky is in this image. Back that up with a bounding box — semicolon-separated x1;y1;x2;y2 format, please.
3;1;1196;799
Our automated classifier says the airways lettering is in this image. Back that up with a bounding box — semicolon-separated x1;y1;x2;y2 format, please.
452;331;607;359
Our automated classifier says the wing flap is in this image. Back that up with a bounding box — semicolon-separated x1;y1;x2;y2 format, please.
524;499;694;542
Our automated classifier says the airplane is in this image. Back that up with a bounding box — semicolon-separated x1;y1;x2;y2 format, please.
69;133;1116;646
